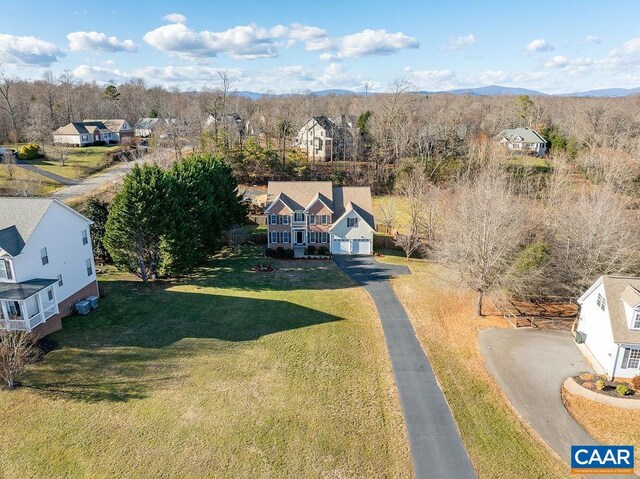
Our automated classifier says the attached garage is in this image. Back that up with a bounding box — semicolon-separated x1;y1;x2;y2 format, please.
351;238;371;255
332;238;351;255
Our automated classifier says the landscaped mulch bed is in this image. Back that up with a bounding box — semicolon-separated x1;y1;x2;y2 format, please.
573;373;639;399
250;264;275;273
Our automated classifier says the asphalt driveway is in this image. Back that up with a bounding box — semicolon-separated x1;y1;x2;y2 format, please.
480;329;596;462
334;255;475;479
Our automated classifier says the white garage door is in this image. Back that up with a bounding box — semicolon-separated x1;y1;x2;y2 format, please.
352;238;371;255
332;238;351;255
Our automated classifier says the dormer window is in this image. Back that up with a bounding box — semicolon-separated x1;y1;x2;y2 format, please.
294;211;304;222
633;311;640;329
596;293;606;311
0;259;12;280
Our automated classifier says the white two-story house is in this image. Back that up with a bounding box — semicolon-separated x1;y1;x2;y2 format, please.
577;275;640;379
0;198;99;337
264;181;375;256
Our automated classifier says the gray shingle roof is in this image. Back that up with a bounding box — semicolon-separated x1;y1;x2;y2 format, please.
499;127;547;144
332;186;374;229
602;276;640;343
0;278;57;300
0;198;54;256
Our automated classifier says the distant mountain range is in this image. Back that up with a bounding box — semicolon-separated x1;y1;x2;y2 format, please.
231;85;640;99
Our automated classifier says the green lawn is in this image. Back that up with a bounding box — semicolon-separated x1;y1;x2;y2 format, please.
377;256;569;478
30;145;122;180
0;164;61;196
0;248;411;478
506;155;550;172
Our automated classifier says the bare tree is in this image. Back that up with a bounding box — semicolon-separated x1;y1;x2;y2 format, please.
434;167;532;315
3;151;16;181
51;143;69;166
0;330;37;390
374;197;398;233
224;225;249;252
394;166;431;259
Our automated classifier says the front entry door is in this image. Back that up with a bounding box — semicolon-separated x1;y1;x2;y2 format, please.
295;230;304;244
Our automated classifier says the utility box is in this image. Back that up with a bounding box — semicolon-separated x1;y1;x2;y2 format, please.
575;331;587;344
76;300;91;315
86;296;99;309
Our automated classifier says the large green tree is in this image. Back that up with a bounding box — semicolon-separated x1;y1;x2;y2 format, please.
104;164;170;282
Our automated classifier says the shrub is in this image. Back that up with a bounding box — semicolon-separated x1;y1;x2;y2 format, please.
617;384;632;396
264;248;274;258
93;140;106;146
307;245;316;255
632;375;640;391
283;249;295;259
18;143;41;160
317;246;328;255
595;378;606;391
276;247;284;258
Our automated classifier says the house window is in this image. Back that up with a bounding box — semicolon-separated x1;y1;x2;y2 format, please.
321;215;329;225
0;260;12;280
633;312;640;329
41;247;49;265
310;215;316;225
282;215;290;225
347;217;358;227
47;287;54;301
283;231;290;243
627;349;640;369
270;231;278;244
321;232;328;243
310;232;317;243
86;259;93;276
294;211;304;222
270;214;278;225
57;274;63;287
596;293;606;311
82;229;88;245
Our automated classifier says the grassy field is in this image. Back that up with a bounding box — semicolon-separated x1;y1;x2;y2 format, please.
377;251;569;478
564;391;640;474
0;248;411;479
28;145;122;180
0;164;61;196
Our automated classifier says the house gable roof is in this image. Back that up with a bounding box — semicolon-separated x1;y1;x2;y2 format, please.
499;127;547;144
329;201;376;233
84;119;129;131
304;192;334;213
331;186;374;229
54;122;90;135
0;198;91;257
264;193;296;213
621;285;640;309
266;181;333;212
581;275;640;344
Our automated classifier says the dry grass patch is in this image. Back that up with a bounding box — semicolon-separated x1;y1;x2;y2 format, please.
377;253;568;478
0;164;60;196
564;391;640;474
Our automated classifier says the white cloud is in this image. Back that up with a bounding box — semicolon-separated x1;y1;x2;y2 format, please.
67;31;137;53
526;38;555;53
444;34;476;51
0;34;64;67
544;55;569;68
584;35;602;44
163;13;187;24
609;37;640;56
287;23;327;42
143;23;283;59
403;66;456;90
330;29;419;58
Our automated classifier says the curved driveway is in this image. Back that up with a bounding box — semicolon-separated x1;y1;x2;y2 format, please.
334;256;475;479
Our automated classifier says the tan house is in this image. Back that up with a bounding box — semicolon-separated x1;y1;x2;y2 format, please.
265;181;375;256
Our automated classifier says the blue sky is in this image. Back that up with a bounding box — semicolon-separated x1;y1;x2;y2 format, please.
0;0;639;93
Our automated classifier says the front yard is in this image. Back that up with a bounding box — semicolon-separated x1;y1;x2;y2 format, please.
31;145;122;180
377;252;568;478
0;249;411;478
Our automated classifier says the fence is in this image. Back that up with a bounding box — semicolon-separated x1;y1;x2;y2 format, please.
247;215;267;226
375;224;398;236
373;234;401;251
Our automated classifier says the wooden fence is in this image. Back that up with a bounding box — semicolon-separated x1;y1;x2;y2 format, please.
373;234;401;251
247;215;267;226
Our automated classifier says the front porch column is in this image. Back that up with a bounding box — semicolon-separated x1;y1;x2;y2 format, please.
36;293;45;323
21;301;29;331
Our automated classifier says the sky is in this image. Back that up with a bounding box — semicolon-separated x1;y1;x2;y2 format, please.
1;0;640;94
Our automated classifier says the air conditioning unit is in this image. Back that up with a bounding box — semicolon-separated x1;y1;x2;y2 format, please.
86;296;99;309
575;331;587;344
75;300;91;316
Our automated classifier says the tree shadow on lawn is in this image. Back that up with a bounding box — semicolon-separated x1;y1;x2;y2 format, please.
25;288;344;403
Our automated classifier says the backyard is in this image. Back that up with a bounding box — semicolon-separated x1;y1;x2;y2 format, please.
0;248;411;478
28;145;122;180
377;251;569;478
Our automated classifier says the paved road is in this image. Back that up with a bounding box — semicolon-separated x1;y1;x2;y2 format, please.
16;159;79;186
52;155;154;201
334;256;476;479
480;329;595;461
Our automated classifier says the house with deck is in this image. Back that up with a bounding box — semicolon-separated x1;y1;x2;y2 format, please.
498;127;547;157
265;181;375;256
0;198;99;337
577;275;640;379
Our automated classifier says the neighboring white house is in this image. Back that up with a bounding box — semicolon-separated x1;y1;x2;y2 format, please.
264;181;375;256
577;275;640;379
53;121;113;146
293;116;355;161
134;118;174;138
84;119;134;143
498;127;548;157
0;198;99;337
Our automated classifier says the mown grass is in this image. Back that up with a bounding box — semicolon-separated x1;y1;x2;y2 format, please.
0;164;61;196
0;248;411;479
377;256;569;478
29;145;122;180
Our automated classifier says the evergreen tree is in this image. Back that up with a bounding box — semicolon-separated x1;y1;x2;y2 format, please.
80;196;111;263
